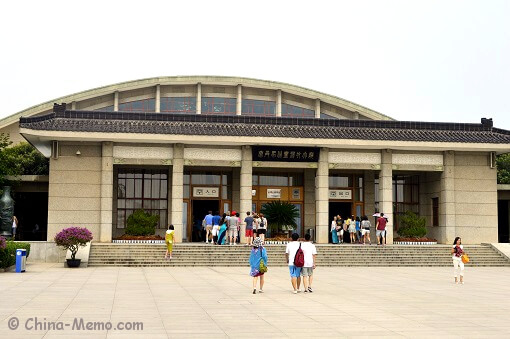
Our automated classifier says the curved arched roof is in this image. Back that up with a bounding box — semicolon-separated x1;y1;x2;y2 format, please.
0;75;394;129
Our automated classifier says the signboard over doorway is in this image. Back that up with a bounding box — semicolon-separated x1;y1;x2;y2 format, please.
193;187;219;198
329;189;352;200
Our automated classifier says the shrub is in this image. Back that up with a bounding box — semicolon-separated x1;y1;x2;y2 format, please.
54;227;93;260
0;236;5;250
0;241;31;269
125;209;158;236
260;201;299;235
397;211;427;238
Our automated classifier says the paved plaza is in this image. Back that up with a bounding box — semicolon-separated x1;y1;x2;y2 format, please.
1;263;510;338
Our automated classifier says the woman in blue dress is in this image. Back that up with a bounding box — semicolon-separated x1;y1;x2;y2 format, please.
249;237;268;294
331;216;339;244
217;213;228;245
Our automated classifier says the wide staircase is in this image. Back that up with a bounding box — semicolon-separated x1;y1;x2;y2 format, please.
87;243;510;267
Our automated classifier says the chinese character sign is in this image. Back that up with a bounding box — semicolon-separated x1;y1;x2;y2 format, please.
252;146;319;162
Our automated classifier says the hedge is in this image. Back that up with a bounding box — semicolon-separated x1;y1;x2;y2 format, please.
0;241;31;269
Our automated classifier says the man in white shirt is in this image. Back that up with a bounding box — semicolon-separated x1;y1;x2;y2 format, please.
285;233;302;294
300;233;317;293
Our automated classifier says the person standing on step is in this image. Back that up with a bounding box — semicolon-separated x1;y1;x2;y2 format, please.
12;215;18;240
348;215;356;244
257;213;267;242
285;233;302;294
204;211;214;244
376;213;387;245
336;215;344;244
229;212;240;245
244;211;254;246
361;215;372;245
212;211;221;245
218;213;228;245
165;225;175;260
301;233;317;293
331;216;339;244
249;237;268;294
451;237;466;284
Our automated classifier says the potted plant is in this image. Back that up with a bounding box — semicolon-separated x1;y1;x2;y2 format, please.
394;211;437;244
260;201;299;238
54;227;93;267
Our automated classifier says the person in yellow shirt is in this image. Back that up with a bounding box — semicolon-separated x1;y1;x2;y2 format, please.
165;225;175;260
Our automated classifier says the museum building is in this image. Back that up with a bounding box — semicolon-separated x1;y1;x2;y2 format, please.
1;76;510;245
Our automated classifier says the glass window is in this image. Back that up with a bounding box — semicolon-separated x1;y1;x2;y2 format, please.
95;105;114;112
320;112;336;119
259;174;288;186
282;103;315;118
201;97;236;115
293;204;302;235
118;99;156;112
116;168;169;228
242;99;276;117
191;173;221;185
393;175;420;229
329;175;351;188
161;97;196;113
182;202;188;240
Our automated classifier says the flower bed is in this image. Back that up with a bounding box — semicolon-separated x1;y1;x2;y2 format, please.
394;237;438;245
113;234;165;244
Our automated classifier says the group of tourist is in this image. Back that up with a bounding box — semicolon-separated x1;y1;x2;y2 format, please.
201;210;268;246
330;213;388;245
249;232;317;294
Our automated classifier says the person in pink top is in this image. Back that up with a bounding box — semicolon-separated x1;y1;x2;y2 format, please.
376;213;387;245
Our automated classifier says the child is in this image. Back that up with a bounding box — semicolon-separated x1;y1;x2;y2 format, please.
165;225;175;259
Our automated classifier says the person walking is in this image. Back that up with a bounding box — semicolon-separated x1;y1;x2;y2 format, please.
12;216;18;240
285;233;302;294
331;216;339;244
244;211;254;246
229;212;240;245
301;233;317;293
376;213;387;245
355;216;361;243
204;211;214;244
451;237;466;284
249;237;268;294
361;216;372;245
164;225;175;259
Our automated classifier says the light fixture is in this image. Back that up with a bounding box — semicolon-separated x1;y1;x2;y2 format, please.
76;150;81;156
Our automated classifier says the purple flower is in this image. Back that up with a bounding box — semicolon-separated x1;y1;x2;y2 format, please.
54;227;93;260
0;236;6;250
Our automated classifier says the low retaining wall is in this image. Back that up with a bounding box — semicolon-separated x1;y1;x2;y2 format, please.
13;241;91;265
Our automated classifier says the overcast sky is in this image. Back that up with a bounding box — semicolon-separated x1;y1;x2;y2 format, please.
1;0;509;128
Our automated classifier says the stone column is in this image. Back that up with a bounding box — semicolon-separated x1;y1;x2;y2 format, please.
315;99;320;118
353;111;359;119
315;148;329;243
236;84;242;116
171;144;184;242
304;168;316;237
100;142;114;242
441;151;456;244
71;101;76;110
364;170;376;243
155;84;161;113
196;83;202;114
379;150;393;243
114;91;119;111
276;89;282;117
239;146;252;244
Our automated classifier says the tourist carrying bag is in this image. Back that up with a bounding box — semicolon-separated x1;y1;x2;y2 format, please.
461;254;470;264
259;249;268;273
294;243;305;267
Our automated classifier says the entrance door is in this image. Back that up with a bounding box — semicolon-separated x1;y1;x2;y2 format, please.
191;200;220;242
329;202;353;243
498;200;509;243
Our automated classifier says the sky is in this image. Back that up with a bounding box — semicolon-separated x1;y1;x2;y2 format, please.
1;0;509;128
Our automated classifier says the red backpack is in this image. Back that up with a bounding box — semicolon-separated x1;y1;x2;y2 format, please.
294;242;305;267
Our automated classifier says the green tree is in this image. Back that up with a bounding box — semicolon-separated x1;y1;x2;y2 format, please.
497;153;510;184
260;201;299;235
125;209;158;236
397;210;427;238
0;133;13;186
